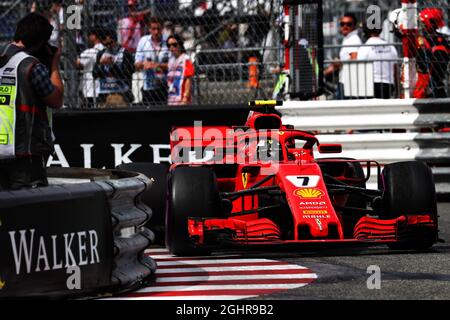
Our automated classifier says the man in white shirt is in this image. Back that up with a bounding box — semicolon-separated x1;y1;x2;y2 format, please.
358;22;398;99
324;13;362;99
76;29;105;108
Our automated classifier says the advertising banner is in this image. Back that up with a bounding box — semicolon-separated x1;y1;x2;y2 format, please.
51;105;250;169
0;184;114;298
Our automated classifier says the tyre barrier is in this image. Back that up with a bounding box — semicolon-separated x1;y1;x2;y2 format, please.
0;167;155;299
116;163;169;245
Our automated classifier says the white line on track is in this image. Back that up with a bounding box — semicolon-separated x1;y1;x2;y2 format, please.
135;283;310;293
156;264;309;274
111;248;318;300
155;273;318;282
156;258;280;266
106;295;258;300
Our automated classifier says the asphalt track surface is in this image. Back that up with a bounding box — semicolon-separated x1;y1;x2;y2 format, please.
247;202;450;300
115;202;449;300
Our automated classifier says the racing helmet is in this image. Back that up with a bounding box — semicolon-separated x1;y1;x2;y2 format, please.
419;8;445;30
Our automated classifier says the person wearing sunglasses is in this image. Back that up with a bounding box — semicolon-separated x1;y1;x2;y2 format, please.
324;12;362;99
166;34;194;105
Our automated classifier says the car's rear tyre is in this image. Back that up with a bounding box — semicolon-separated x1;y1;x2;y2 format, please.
382;161;438;250
166;166;221;256
117;162;168;244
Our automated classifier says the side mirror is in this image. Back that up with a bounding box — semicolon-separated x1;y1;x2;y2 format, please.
318;143;342;153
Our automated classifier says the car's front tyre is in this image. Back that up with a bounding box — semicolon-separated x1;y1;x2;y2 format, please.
166;166;221;256
381;161;438;250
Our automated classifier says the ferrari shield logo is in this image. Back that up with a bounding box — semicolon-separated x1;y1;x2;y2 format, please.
242;173;249;189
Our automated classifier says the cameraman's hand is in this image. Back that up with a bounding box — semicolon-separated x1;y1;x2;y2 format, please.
51;46;62;72
43;46;64;109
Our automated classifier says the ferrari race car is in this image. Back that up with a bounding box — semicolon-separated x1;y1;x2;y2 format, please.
121;101;439;256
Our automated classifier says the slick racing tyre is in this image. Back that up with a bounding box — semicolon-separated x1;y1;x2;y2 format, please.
117;162;168;244
166;166;221;256
381;161;438;250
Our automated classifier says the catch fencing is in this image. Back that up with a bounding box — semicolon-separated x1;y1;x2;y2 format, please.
1;0;450;106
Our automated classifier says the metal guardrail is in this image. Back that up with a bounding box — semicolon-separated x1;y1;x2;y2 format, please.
315;132;450;163
280;98;450;130
277;98;450;196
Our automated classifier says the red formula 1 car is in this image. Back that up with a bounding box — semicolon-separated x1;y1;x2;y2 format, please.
123;102;439;256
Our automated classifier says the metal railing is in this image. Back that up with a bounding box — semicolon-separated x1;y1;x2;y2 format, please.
323;57;403;99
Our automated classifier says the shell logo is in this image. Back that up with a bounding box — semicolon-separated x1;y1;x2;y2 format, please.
294;188;324;199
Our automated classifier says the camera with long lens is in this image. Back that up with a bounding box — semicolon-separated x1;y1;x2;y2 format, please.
33;43;58;70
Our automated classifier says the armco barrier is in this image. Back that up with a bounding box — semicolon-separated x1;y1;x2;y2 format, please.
0;167;155;299
280;98;450;131
277;98;450;197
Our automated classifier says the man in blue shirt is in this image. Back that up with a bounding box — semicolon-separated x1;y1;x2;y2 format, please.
135;16;169;105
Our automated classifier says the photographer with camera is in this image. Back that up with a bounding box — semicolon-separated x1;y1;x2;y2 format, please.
0;13;63;190
93;29;135;107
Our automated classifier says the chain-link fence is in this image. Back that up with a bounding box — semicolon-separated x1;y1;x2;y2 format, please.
67;0;284;108
0;0;450;107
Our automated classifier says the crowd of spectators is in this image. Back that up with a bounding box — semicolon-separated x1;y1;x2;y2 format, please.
24;1;450;106
30;0;274;108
